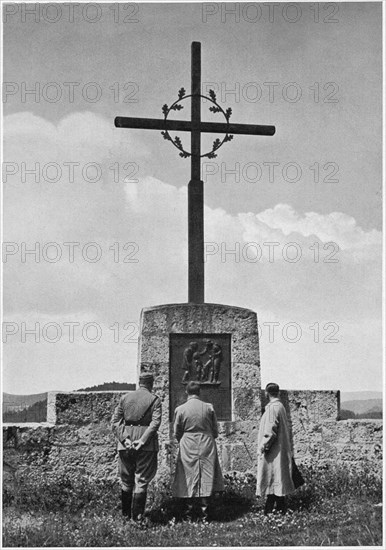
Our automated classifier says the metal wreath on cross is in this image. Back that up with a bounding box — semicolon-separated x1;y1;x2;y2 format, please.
161;88;234;159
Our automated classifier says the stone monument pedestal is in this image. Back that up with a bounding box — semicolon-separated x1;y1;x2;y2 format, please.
137;303;261;482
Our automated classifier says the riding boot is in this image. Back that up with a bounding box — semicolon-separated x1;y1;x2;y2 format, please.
121;489;133;518
264;494;276;515
132;492;147;521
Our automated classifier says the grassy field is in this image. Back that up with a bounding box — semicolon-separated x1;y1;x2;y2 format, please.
3;463;383;547
3;496;383;547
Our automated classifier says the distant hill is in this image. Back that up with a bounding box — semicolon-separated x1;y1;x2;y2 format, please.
341;399;382;416
356;411;382;419
3;392;47;413
340;391;382;419
340;391;382;401
367;405;383;413
76;382;136;391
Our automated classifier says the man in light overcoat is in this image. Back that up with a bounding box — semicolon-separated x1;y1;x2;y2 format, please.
172;381;224;520
256;382;295;514
111;373;161;520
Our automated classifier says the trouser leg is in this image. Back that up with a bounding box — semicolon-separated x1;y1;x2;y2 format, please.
131;450;158;520
275;496;287;514
264;494;276;515
132;492;147;521
118;450;136;517
121;489;133;518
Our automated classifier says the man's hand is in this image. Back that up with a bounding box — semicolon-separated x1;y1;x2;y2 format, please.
132;439;144;450
124;437;133;450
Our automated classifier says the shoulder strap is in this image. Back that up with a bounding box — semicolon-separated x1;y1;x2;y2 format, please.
138;396;158;422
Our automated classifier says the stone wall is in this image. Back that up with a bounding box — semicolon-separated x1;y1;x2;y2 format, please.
3;392;123;486
3;389;383;494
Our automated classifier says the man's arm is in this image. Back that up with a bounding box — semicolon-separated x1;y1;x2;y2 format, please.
173;408;183;442
261;404;280;454
213;347;222;358
134;397;162;448
111;397;128;445
210;405;219;439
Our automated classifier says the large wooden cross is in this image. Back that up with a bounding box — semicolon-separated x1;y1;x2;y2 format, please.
115;42;275;303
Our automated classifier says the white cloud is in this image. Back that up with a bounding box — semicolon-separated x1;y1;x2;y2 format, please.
240;204;381;250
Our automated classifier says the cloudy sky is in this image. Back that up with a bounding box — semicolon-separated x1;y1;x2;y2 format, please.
2;2;382;394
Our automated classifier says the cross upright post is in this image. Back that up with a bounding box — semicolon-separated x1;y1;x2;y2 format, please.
189;42;204;303
115;41;276;304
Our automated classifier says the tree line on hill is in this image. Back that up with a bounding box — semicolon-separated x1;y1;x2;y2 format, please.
3;399;48;423
340;409;382;420
76;382;136;391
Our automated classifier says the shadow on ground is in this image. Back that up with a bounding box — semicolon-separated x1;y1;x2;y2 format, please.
148;493;254;524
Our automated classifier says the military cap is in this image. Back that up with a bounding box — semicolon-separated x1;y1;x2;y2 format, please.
139;373;154;384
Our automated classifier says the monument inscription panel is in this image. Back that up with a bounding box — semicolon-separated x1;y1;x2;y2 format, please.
169;333;231;421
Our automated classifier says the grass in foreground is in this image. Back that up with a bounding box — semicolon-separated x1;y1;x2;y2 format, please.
3;495;382;547
3;462;383;546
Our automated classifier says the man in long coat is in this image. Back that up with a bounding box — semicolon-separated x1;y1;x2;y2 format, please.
111;373;162;520
173;381;224;519
256;382;295;514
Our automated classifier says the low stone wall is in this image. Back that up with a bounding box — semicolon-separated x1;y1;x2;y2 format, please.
3;389;383;495
268;391;382;474
3;392;123;486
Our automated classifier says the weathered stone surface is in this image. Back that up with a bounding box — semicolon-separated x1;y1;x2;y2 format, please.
232;363;261;388
231;442;255;471
233;388;261;421
139;336;169;363
47;392;57;424
139;308;168;333
54;392;122;425
231;335;260;363
217;421;259;445
348;419;383;443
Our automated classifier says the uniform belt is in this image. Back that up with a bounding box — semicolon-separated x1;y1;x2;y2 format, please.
184;431;211;435
125;420;146;427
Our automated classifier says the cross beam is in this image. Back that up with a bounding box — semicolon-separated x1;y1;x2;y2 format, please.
115;41;275;304
115;117;276;136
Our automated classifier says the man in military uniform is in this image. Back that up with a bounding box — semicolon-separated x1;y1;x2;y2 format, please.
111;373;162;520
